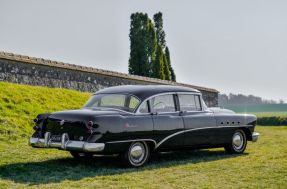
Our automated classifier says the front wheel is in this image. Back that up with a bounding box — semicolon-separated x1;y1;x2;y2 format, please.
224;129;247;154
120;141;150;167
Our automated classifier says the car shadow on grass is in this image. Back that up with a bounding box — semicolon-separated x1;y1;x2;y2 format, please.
0;149;248;185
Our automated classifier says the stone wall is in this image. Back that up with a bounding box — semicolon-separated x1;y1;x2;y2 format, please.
0;52;218;107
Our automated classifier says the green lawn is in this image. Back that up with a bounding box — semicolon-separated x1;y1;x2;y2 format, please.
252;112;287;117
0;126;286;188
0;82;286;188
221;104;287;114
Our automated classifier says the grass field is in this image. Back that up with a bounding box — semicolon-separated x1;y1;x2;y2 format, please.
221;104;287;126
0;82;286;188
221;104;287;118
221;104;287;114
0;126;286;188
250;112;287;117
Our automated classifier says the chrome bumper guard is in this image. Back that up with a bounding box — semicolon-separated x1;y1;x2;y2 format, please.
29;132;105;152
252;132;260;142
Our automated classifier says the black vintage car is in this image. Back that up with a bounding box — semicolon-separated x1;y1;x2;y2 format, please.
30;85;259;167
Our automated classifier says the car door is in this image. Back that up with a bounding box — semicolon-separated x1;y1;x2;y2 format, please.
149;94;185;149
177;93;217;147
120;100;154;141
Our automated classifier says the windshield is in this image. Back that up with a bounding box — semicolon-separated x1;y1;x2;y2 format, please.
83;94;140;112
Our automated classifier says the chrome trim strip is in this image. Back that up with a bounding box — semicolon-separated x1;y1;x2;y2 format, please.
106;139;157;145
106;125;254;149
83;107;135;115
155;130;185;148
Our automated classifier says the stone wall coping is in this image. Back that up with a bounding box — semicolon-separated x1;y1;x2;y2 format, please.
0;51;219;93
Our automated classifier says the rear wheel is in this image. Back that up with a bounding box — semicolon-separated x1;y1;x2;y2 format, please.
224;129;247;154
70;151;93;159
121;141;150;167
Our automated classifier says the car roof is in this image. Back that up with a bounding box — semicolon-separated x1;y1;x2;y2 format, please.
95;85;200;100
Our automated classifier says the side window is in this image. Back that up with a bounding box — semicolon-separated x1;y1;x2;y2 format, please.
101;94;125;106
150;94;176;113
194;95;202;111
178;94;202;111
138;101;149;113
129;96;140;109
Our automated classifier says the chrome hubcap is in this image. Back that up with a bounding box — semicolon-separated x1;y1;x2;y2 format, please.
131;146;143;158
129;142;146;164
232;132;244;150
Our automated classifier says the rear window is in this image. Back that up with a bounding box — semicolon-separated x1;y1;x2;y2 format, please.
83;94;140;112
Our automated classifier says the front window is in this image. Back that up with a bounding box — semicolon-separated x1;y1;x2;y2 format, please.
83;94;140;112
138;101;149;113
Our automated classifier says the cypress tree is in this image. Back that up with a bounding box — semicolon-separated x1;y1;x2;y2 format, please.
165;47;176;81
152;46;165;80
128;13;150;76
153;12;166;50
129;12;176;81
163;53;170;80
153;12;166;80
146;20;157;77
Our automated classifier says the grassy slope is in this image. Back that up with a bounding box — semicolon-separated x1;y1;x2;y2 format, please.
0;82;286;188
0;82;91;141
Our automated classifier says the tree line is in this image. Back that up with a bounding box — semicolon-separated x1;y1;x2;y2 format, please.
128;12;176;81
219;93;285;105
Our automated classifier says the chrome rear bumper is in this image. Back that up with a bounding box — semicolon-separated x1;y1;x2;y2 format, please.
252;132;260;142
29;132;105;152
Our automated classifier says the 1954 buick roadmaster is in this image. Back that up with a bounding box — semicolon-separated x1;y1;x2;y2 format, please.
30;85;260;167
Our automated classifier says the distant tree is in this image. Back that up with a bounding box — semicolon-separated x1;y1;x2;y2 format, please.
128;13;150;76
218;94;229;105
165;47;176;81
279;99;284;104
219;93;282;106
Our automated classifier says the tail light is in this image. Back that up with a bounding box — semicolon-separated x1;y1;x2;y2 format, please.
33;118;41;131
86;121;94;134
86;121;94;130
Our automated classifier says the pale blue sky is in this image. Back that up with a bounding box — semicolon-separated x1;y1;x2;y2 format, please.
1;0;286;101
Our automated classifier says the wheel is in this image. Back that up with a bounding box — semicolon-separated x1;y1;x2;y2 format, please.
224;129;247;154
70;151;93;159
120;141;150;167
